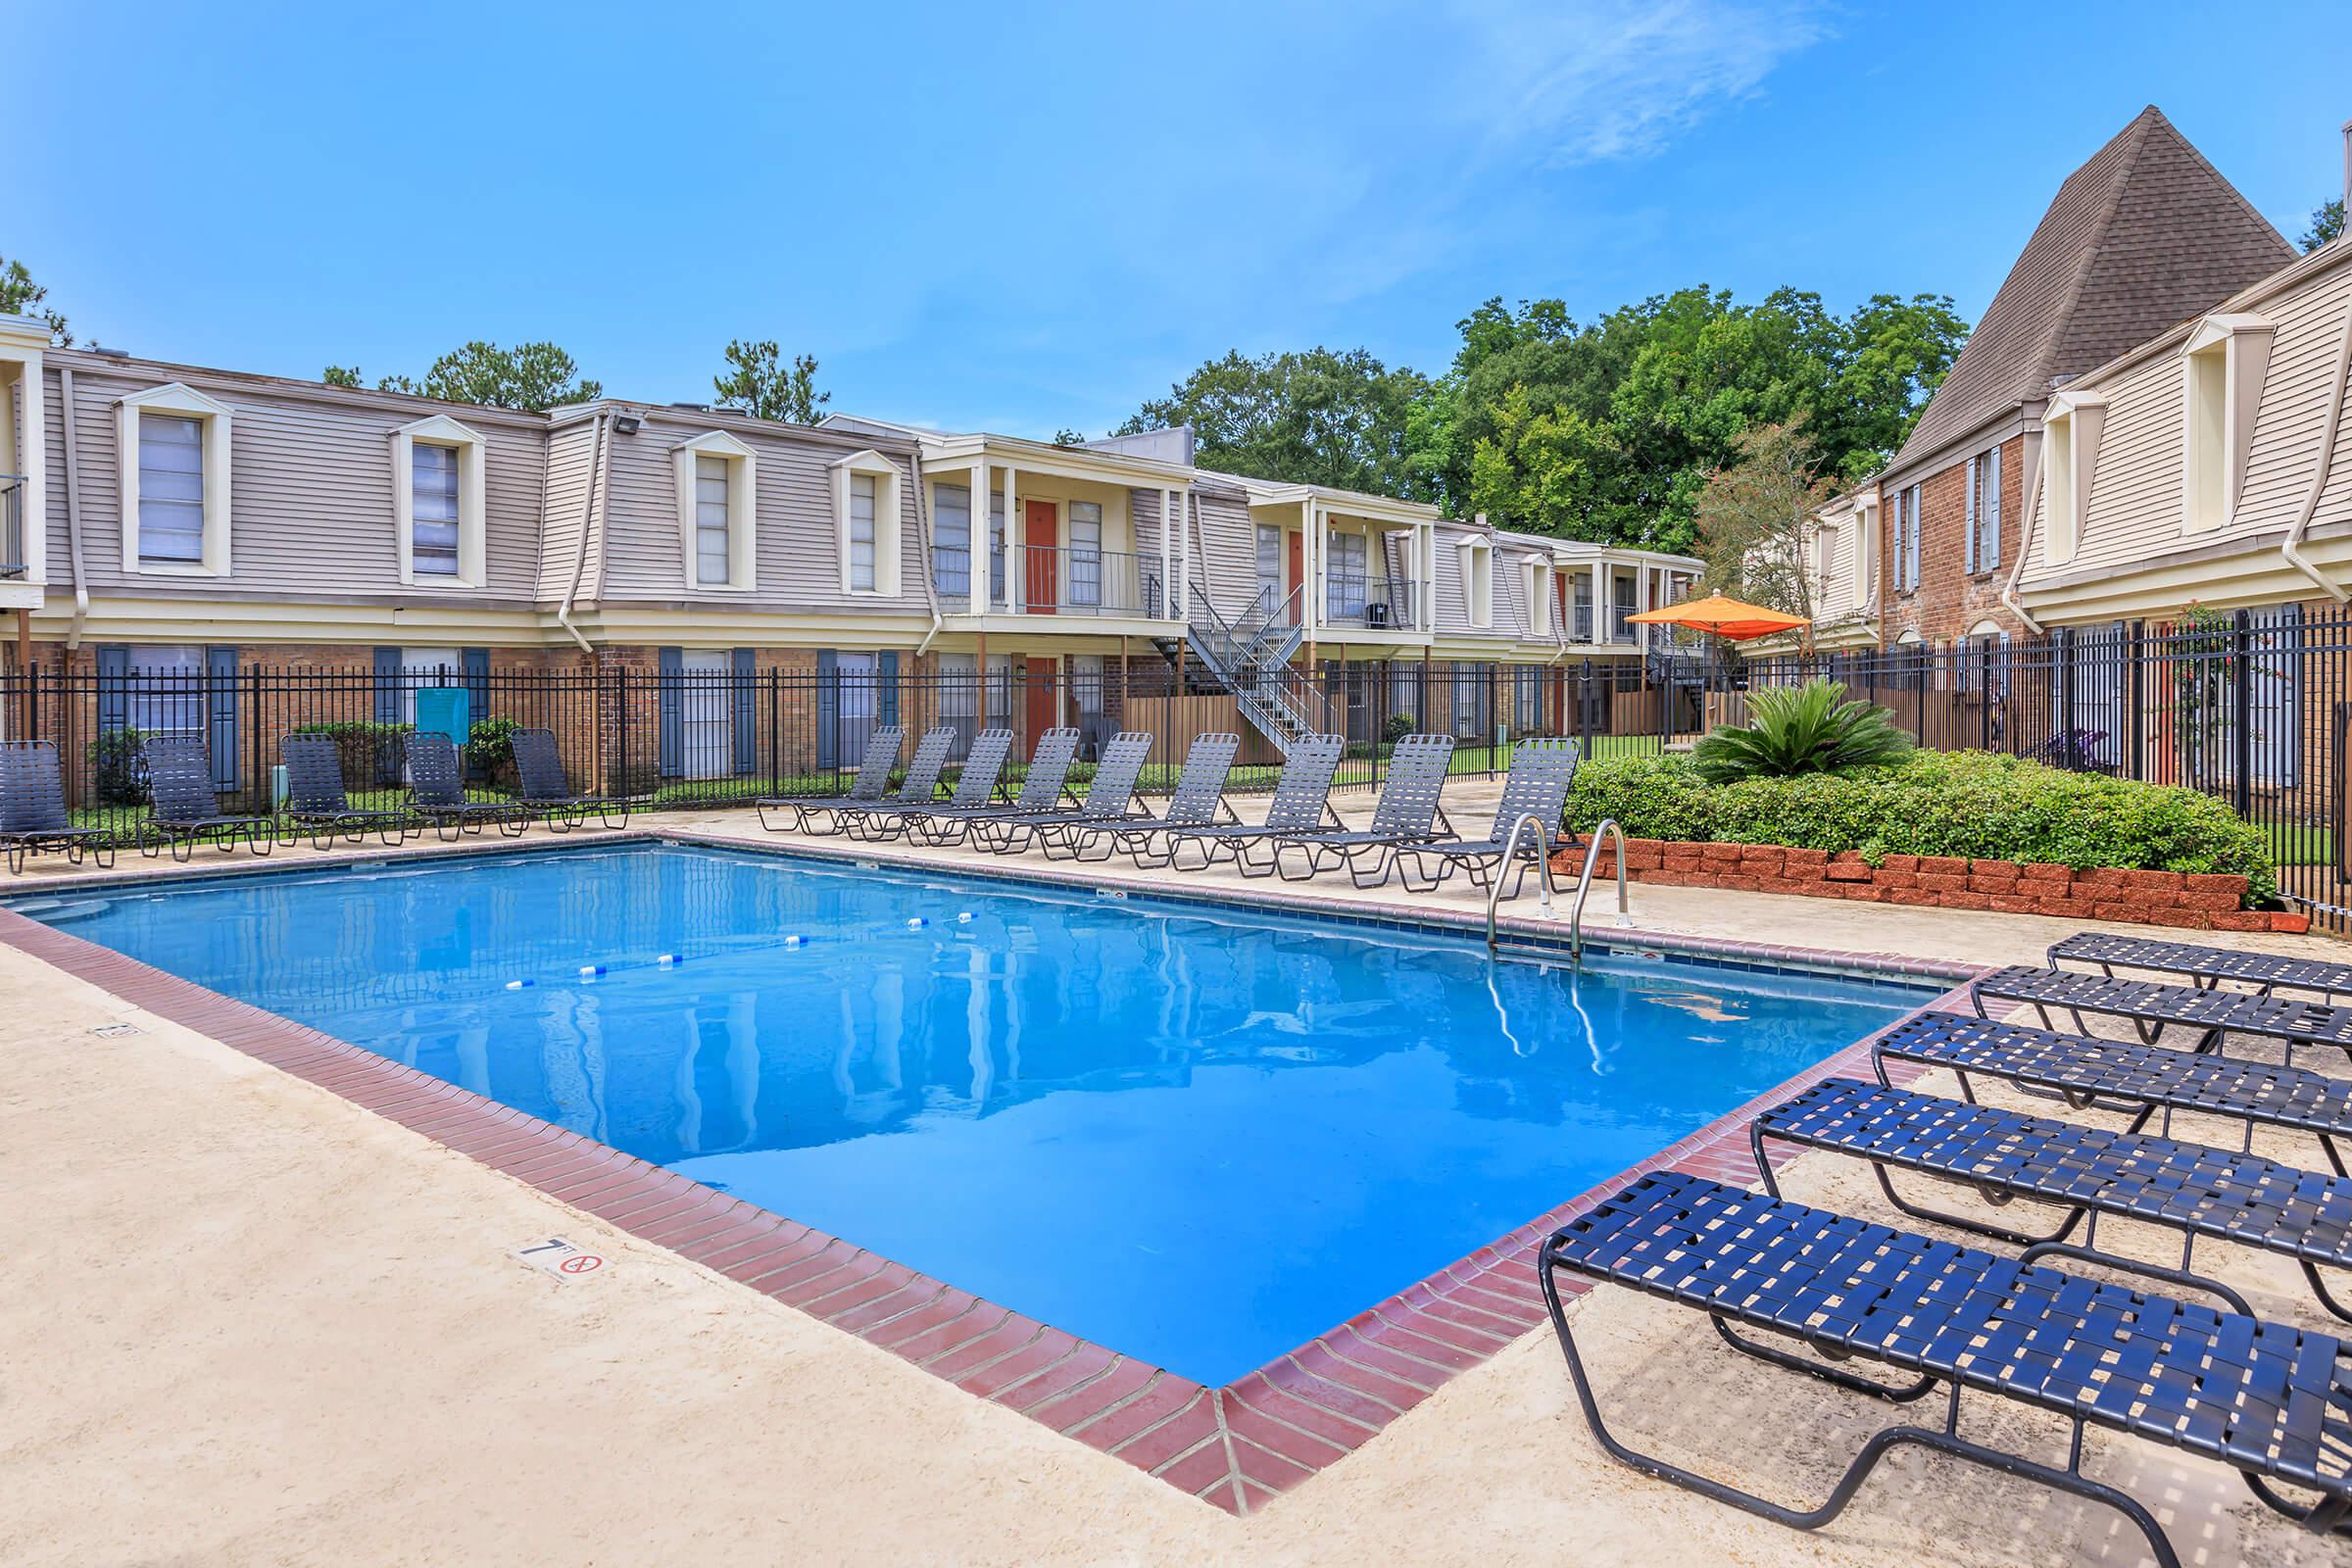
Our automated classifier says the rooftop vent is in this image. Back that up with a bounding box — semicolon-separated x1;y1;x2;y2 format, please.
88;343;129;360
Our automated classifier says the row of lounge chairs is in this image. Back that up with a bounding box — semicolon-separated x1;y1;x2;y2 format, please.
0;728;630;873
1545;931;2352;1566
756;722;1584;894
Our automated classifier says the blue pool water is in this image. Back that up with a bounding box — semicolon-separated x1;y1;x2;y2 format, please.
19;843;1927;1384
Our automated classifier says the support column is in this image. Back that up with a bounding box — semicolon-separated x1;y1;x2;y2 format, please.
967;460;988;616
975;630;988;727
1303;500;1318;670
1005;464;1023;614
1177;490;1192;621
1157;486;1172;620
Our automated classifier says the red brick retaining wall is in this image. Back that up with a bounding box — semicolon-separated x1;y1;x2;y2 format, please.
1553;838;2312;935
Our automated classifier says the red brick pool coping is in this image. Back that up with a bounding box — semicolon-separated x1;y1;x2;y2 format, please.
0;836;1979;1515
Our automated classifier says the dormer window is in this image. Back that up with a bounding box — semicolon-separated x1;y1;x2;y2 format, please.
2181;313;2275;534
2039;390;2105;568
829;449;903;598
390;413;487;586
118;382;232;576
672;430;757;591
1461;539;1494;628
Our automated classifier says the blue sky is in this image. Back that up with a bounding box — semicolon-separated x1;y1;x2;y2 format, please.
9;1;2351;438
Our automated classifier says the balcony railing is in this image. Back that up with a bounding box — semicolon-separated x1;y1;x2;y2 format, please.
1605;604;1638;644
0;475;24;580
1572;603;1594;642
930;544;1169;617
1321;574;1418;630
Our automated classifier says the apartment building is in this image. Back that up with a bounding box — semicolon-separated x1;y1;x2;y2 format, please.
0;312;1695;773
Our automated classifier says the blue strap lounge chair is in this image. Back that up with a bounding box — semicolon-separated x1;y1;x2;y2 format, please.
1163;736;1346;877
405;731;532;842
1394;739;1579;895
972;731;1155;858
1065;732;1241;867
280;733;410;849
1974;963;2352;1068
511;727;630;832
1266;732;1455;887
840;726;956;842
135;737;273;860
842;728;1014;845
758;724;904;836
0;742;115;874
2048;929;2352;1004
906;729;1082;848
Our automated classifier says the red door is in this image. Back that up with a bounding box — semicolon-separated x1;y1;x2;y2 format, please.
1025;657;1058;742
1024;499;1058;613
1287;530;1304;624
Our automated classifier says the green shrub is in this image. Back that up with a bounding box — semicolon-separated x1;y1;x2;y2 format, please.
1692;678;1913;782
86;727;152;806
1383;712;1416;744
1565;749;2278;905
290;719;412;784
464;715;522;786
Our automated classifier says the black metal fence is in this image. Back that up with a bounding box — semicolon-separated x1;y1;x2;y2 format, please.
1740;605;2351;927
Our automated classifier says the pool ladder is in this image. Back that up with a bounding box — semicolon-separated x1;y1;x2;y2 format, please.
1484;815;1631;962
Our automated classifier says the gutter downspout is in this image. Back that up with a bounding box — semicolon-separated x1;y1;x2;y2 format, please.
912;451;945;656
555;412;608;653
1999;434;2048;634
2280;297;2352;604
58;367;89;649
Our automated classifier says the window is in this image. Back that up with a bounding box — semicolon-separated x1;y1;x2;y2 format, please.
1513;665;1543;734
1255;523;1285;608
1462;541;1493;628
1328;529;1367;618
1388;660;1421;729
696;456;732;585
1070;654;1107;749
672;430;757;591
2180;315;2275;535
1608;570;1636;641
1068;501;1102;609
126;644;205;743
933;483;972;598
848;472;877;591
678;649;732;780
2038;392;2103;568
1892;483;1923;592
1815;524;1837;605
410;444;461;576
830;449;901;597
118;382;231;575
388;414;487;586
1965;447;2002;574
1573;570;1594;640
1449;662;1489;740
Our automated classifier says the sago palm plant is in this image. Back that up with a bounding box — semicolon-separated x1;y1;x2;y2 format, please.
1692;678;1914;783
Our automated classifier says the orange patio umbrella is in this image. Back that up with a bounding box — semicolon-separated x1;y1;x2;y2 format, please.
1625;593;1809;642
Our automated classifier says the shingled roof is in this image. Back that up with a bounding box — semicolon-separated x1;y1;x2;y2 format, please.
1892;106;2293;471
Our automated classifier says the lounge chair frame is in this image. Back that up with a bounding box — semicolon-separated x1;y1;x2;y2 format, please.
511;728;629;832
758;724;904;835
905;729;1082;848
135;737;273;860
972;731;1154;858
279;734;411;849
1163;736;1346;877
1394;740;1578;895
1975;964;2352;1069
1066;733;1241;866
844;729;1015;845
1542;1173;2352;1568
840;726;956;843
0;741;116;874
2049;929;2352;1004
1266;732;1455;886
405;732;532;842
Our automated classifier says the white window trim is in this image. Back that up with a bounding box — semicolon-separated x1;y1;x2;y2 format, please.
2039;390;2105;568
672;430;758;593
1853;496;1878;603
2180;313;2275;535
1456;538;1494;628
117;381;231;577
389;413;488;588
830;448;903;599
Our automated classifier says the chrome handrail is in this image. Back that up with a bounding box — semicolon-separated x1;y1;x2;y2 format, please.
1485;811;1557;953
1567;817;1631;962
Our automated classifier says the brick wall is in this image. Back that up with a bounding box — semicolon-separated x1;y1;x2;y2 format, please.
1879;434;2029;647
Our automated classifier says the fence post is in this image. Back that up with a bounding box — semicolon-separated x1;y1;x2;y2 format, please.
1979;640;1991;752
2232;609;2254;818
1577;659;1592;760
2127;619;2144;781
2056;626;2078;769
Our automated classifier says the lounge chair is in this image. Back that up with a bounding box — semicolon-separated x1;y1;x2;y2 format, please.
1265;732;1456;886
1394;739;1579;894
839;726;956;842
2049;929;2352;1003
511;728;629;831
0;741;115;874
843;728;1014;845
405;731;532;841
906;728;1082;848
1753;1076;2352;1322
758;724;904;836
135;737;273;860
1872;1009;2352;1175
280;734;411;849
971;731;1154;858
1163;735;1346;877
1974;963;2352;1067
1065;732;1240;866
1542;1172;2352;1568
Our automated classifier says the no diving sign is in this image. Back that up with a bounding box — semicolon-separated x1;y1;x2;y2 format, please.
514;1237;608;1280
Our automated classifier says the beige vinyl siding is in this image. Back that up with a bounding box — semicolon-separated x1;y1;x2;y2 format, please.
1192;487;1258;617
1430;526;1472;633
534;418;601;600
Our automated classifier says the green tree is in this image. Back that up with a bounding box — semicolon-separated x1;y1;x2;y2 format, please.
375;341;602;410
1052;427;1087;447
1116;347;1432;498
2302;198;2346;253
321;365;363;389
0;255;72;346
1689;419;1835;618
712;340;828;424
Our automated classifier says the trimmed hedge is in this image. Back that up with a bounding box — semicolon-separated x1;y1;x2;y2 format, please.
1565;750;2278;905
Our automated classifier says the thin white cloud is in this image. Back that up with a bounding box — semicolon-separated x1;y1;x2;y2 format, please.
1448;0;1832;165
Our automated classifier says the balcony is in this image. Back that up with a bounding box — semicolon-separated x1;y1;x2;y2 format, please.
930;544;1169;618
1322;573;1418;631
1605;604;1638;644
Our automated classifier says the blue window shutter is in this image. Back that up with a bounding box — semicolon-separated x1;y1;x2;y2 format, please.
658;646;682;778
96;645;129;735
206;646;238;789
1987;446;2002;568
731;647;756;775
878;651;899;726
1964;459;1978;573
372;647;402;726
463;648;490;727
816;650;839;770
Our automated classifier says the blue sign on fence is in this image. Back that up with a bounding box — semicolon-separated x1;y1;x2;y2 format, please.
414;686;470;750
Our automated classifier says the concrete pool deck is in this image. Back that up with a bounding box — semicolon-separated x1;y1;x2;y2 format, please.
5;804;2351;1563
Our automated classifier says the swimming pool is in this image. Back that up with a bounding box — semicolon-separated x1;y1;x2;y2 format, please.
19;842;1930;1385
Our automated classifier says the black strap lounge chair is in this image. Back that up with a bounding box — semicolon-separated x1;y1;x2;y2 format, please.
2050;929;2352;1003
1066;732;1241;867
1265;732;1456;887
839;726;956;843
1975;963;2352;1067
405;731;532;841
1164;735;1346;877
280;733;410;849
906;728;1082;848
0;741;115;874
1394;739;1579;895
1753;1076;2352;1323
511;728;629;832
972;731;1154;858
1541;1172;2352;1568
135;737;272;860
1873;1009;2352;1175
758;724;904;835
845;728;1014;845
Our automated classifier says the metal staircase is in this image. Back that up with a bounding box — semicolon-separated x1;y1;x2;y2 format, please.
1160;585;1334;756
